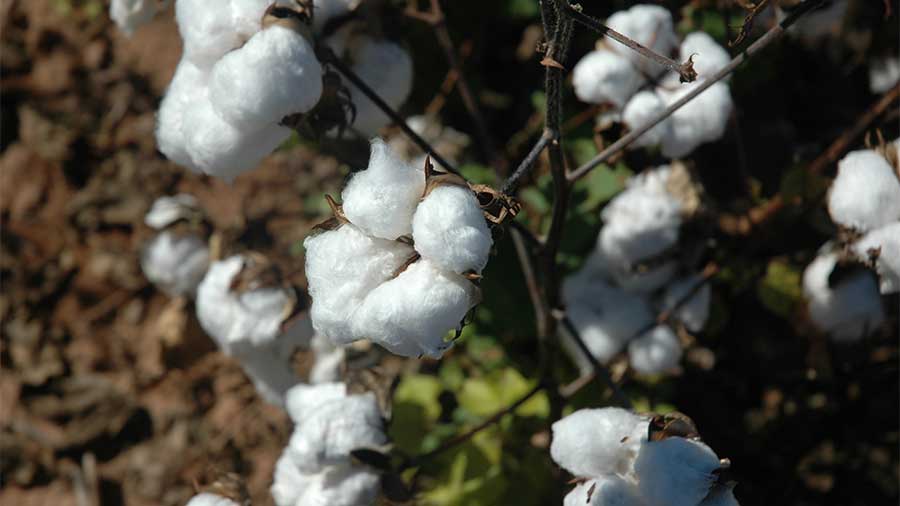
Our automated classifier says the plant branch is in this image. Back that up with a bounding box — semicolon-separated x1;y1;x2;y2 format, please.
501;130;552;194
567;0;827;182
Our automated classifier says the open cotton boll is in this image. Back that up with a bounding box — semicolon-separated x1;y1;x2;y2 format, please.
175;0;245;69
110;0;164;36
550;407;648;478
699;483;740;506
572;50;645;108
802;251;885;342
622;90;672;148
141;231;209;297
563;476;646;506
230;0;276;39
185;492;240;506
341;139;425;240
296;465;380;506
344;38;413;136
827;150;900;231
145;194;201;229
310;333;346;384
634;437;721;506
412;184;492;274
271;452;314;506
237;346;303;406
209;24;323;130
285;382;348;423
304;224;415;344
869;56;899;94
680;32;731;81
628;325;682;375
853;223;900;294
658;81;733;159
659;275;711;332
156;58;207;172
352;259;477;358
606;4;678;76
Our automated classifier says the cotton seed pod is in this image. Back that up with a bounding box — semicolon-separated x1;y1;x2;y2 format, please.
572;50;644;109
156;57;207;172
658;275;711;333
622;90;673;148
341;139;426;240
852;223;900;294
699;483;741;506
562;475;645;506
634;437;721;506
141;231;210;297
352;259;478;358
658;80;733;159
175;0;246;69
209;23;323;130
185;492;241;506
827;149;900;232
550;407;649;478
605;4;678;76
627;325;682;376
344;37;414;136
679;32;731;81
412;184;493;275
110;0;165;36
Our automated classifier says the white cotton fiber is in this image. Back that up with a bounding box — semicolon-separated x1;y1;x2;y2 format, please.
658;80;733;159
175;0;245;69
412;184;492;274
563;475;646;506
304;224;415;344
802;251;885;342
341;139;425;240
606;4;678;76
110;0;161;36
659;275;711;332
572;50;645;109
295;465;380;506
680;32;731;81
140;231;209;297
699;483;741;506
869;56;899;94
156;58;207;172
623;90;673;148
628;325;682;375
550;407;649;478
634;437;721;506
237;346;303;406
285;382;348;424
144;194;200;229
827;149;900;231
309;333;346;384
271;452;314;506
230;0;273;39
352;259;477;358
209;24;323;129
344;38;413;136
186;492;240;506
853;223;900;294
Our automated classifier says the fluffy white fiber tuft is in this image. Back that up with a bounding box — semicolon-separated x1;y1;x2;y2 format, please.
658;275;711;332
572;50;645;108
628;325;682;376
156;58;207;172
343;37;413;136
622;90;672;148
827;149;900;232
550;407;649;478
853;223;900;294
657;81;733;159
110;0;163;36
680;32;731;81
144;194;201;229
563;475;645;506
412;185;493;274
605;4;678;76
185;493;240;506
634;437;721;506
141;231;209;297
175;0;245;69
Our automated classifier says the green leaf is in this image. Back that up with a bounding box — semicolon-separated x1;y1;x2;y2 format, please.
756;259;802;318
458;368;548;418
505;0;540;19
460;163;497;186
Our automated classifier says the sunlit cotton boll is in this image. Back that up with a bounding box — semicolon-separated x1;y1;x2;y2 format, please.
185;492;240;506
352;259;478;358
144;194;201;230
175;0;246;69
341;139;425;240
344;37;413;136
802;251;885;342
827;149;900;232
572;50;645;109
658;275;711;332
156;58;207;172
110;0;165;36
412;184;493;274
141;231;209;297
550;407;649;478
606;4;679;76
680;32;731;81
657;81;733;159
634;437;722;506
622;90;673;148
309;333;346;384
628;325;682;375
271;457;380;506
563;475;645;506
209;23;323;130
853;223;900;294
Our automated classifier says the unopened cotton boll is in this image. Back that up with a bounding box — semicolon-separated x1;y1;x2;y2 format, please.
628;325;682;375
659;275;711;332
341;139;425;240
853;223;900;294
550;407;649;478
622;90;673;148
352;259;477;358
175;0;246;69
344;38;413;136
869;56;900;94
572;50;645;109
658;81;733;159
827;149;900;231
185;492;241;506
156;58;207;172
141;231;209;297
111;0;164;36
563;476;646;506
802;251;885;341
304;224;415;344
680;32;731;81
634;437;721;506
606;4;678;76
412;184;492;274
209;24;323;129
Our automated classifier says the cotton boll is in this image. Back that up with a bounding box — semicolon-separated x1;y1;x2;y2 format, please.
237;346;303;406
628;325;682;375
622;90;673;148
659;275;711;332
680;32;731;81
611;260;679;294
606;4;678;76
145;194;201;229
853;223;900;293
659;81;733;159
297;465;380;506
309;333;346;384
156;58;207;172
352;259;478;358
634;437;721;506
285;382;348;423
572;50;645;109
412;184;493;274
550;407;649;478
699;483;740;506
827;150;900;231
344;38;413;136
563;476;646;506
141;231;210;297
304;224;416;344
341;139;426;240
802;251;885;342
185;492;241;506
271;452;314;506
209;24;323;130
111;0;162;36
175;0;245;69
869;56;900;94
230;0;275;39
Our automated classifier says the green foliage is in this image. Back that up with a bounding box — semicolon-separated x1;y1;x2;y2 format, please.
757;259;803;318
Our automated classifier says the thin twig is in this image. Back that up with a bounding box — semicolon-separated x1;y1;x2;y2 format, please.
567;0;827;182
511;227;551;343
501;130;552;194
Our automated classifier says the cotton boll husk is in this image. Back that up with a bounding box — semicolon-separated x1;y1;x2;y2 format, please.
659;81;733;159
680;32;731;81
659;275;711;332
285;382;348;423
563;476;646;506
209;25;323;130
352;259;477;358
341;139;425;240
110;0;162;36
699;483;740;506
606;4;678;76
156;58;207;172
869;56;900;94
634;437;721;506
550;407;649;478
412;184;493;274
622;90;673;148
853;223;900;293
572;50;645;109
827;150;900;231
175;0;245;69
304;224;415;344
145;194;201;229
141;231;209;297
802;251;885;342
628;325;682;375
185;492;241;506
309;333;346;384
297;464;380;506
344;38;413;136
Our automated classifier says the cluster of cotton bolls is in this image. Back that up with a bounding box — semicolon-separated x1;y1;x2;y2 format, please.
110;0;169;36
562;165;710;376
305;139;492;358
802;141;900;341
141;194;210;297
270;382;385;506
571;4;734;159
551;407;737;506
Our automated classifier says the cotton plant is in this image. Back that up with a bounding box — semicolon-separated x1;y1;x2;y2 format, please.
562;165;711;376
304;139;493;358
387;114;471;172
110;0;169;36
551;407;737;506
140;194;210;297
271;382;385;506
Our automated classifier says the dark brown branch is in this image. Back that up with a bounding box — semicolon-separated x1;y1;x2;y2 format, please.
501;130;552;194
511;227;551;343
